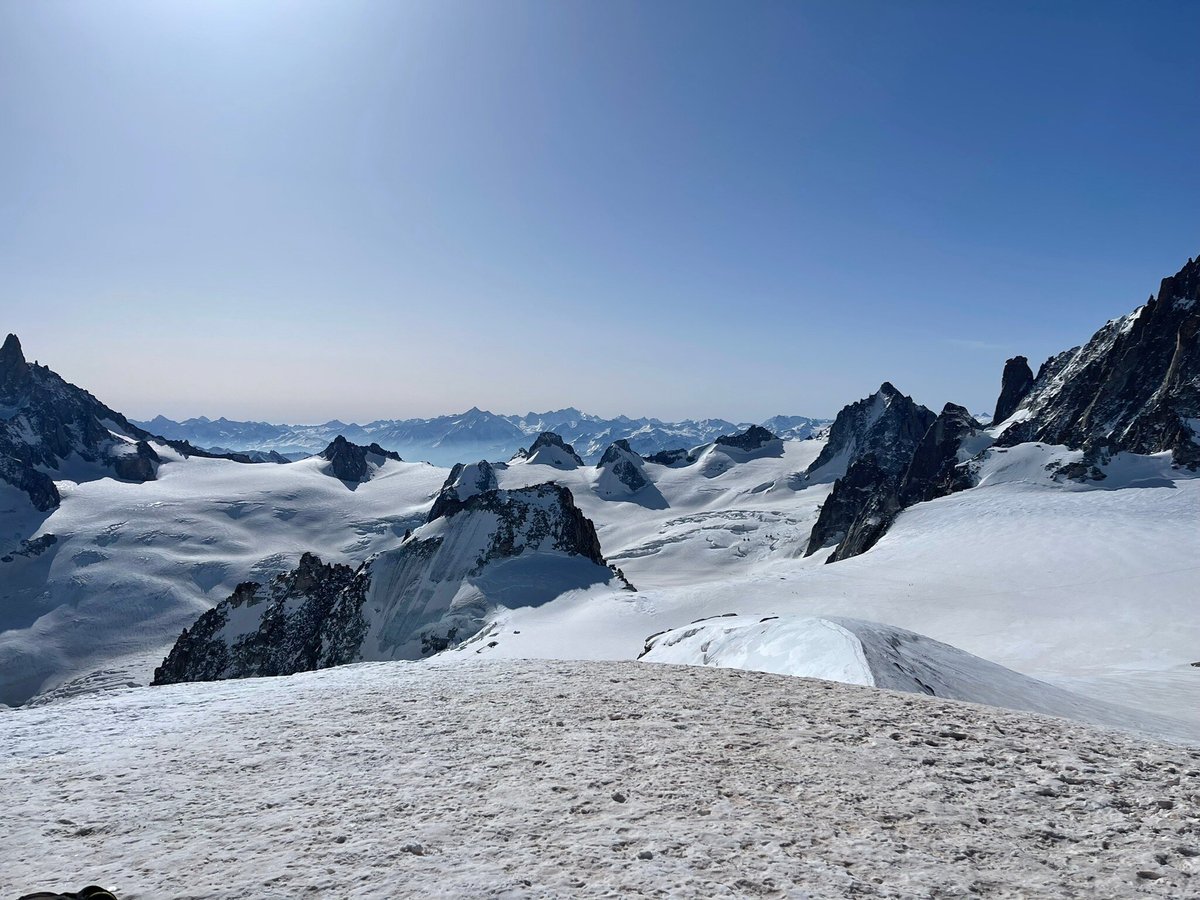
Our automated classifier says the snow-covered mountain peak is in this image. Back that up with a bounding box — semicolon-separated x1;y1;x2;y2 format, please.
595;439;650;496
428;459;500;520
521;431;585;468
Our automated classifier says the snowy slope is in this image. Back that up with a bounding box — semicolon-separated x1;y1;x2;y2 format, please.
451;443;1200;728
640;615;1194;741
3;659;1198;898
0;447;446;705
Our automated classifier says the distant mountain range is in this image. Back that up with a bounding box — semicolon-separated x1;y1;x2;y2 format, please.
133;409;829;466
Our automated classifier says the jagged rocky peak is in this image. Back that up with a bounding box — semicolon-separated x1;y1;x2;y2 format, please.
806;402;986;563
596;439;648;493
153;484;630;684
993;356;1035;424
714;424;778;452
805;382;936;482
900;404;985;506
0;333;30;394
428;459;500;521
523;431;584;468
0;333;174;510
996;254;1200;468
152;552;360;685
319;434;402;483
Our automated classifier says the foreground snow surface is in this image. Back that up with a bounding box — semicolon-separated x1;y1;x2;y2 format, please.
3;660;1199;899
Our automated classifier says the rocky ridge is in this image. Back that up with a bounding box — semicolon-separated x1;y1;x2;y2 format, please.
996;255;1200;468
153;482;628;683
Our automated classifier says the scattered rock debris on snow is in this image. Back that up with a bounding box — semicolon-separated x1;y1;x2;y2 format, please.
3;659;1198;899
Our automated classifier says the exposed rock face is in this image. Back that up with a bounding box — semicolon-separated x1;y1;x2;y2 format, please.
427;460;499;521
524;431;585;468
153;484;629;683
153;553;358;685
996;255;1200;468
806;455;903;561
806;401;983;562
714;425;777;452
805;383;936;482
993;356;1035;424
0;334;160;509
112;440;161;482
644;448;694;467
319;435;402;482
596;440;648;492
900;404;983;506
0;334;268;510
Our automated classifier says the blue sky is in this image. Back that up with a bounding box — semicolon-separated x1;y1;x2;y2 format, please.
2;1;1197;422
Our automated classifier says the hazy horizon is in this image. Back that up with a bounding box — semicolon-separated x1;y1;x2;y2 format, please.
3;1;1198;423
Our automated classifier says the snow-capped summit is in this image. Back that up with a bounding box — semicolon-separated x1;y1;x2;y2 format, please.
995;254;1200;468
428;459;499;520
595;439;649;496
318;435;402;483
520;431;585;468
153;482;628;683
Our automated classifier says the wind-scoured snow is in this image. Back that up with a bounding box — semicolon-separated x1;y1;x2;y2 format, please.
0;448;446;704
640;615;1195;742
3;660;1198;899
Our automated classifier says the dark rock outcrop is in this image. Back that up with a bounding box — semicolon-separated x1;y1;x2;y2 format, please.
319;435;402;482
993;356;1035;424
153;553;359;685
153;483;628;684
645;448;694;467
112;440;161;482
806;401;984;562
714;425;778;452
995;255;1200;468
899;404;983;506
0;333;161;509
0;334;264;509
805;383;937;482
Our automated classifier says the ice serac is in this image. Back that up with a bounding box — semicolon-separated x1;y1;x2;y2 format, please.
992;356;1035;424
318;435;402;483
523;431;585;468
152;483;630;683
996;255;1200;468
